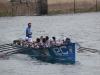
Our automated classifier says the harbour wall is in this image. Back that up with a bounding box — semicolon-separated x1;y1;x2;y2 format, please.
48;0;100;14
0;1;41;16
0;0;100;16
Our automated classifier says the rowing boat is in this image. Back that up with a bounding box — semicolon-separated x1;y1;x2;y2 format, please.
17;43;76;64
0;42;76;64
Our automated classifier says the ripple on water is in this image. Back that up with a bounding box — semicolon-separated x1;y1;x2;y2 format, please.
0;12;100;75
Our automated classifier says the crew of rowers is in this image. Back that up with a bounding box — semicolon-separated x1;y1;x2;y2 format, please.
13;36;72;48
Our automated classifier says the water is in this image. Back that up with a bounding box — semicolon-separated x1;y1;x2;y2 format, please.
0;12;100;75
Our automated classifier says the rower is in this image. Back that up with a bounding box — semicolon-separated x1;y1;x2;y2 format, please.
63;38;72;44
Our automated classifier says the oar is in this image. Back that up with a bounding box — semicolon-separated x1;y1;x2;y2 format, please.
0;44;12;47
0;45;41;58
75;43;81;49
5;48;27;54
77;47;99;53
0;45;13;49
0;48;27;58
0;45;34;54
0;45;17;49
75;43;99;53
0;48;23;54
0;47;25;53
0;43;45;58
0;47;17;51
0;43;32;52
78;47;99;51
0;46;24;52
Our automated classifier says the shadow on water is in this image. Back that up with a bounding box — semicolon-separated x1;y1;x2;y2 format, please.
0;54;80;65
30;56;75;65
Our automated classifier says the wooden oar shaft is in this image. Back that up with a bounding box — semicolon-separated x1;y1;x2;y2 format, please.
0;48;25;53
78;47;99;51
0;47;25;52
0;44;32;52
0;47;18;50
0;48;31;57
0;44;12;47
0;46;17;49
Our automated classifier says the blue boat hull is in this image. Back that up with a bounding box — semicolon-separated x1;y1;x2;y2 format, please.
19;43;75;64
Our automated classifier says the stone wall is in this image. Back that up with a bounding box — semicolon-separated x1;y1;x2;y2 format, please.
0;1;40;16
0;2;12;16
47;0;73;4
48;0;100;14
0;0;100;16
12;2;40;16
0;0;10;2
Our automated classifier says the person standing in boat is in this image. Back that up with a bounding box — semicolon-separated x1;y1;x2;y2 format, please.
26;23;32;38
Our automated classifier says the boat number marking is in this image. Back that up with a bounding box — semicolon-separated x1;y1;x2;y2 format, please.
52;46;71;56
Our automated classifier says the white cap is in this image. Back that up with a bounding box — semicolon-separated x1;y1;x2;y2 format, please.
56;38;59;43
49;38;53;41
28;38;33;42
56;37;60;41
56;37;59;39
25;37;28;40
56;38;58;42
63;37;66;41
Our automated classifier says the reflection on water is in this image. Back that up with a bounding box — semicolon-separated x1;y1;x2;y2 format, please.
31;56;75;64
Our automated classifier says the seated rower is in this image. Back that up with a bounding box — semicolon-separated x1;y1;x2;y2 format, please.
34;38;42;48
62;37;66;43
45;36;49;47
55;37;61;46
63;38;72;44
40;36;43;44
22;37;28;46
42;38;48;48
28;38;33;47
23;37;33;47
13;38;24;46
49;37;56;46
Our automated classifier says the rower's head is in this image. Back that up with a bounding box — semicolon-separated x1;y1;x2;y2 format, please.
25;37;28;41
52;36;55;41
45;36;49;41
40;36;43;40
49;38;53;43
36;38;40;43
62;37;66;42
28;23;31;28
42;38;46;43
28;38;33;43
66;38;70;43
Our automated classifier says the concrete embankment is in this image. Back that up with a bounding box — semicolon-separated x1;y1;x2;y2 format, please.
48;0;100;14
0;0;100;16
0;2;12;16
0;1;41;16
